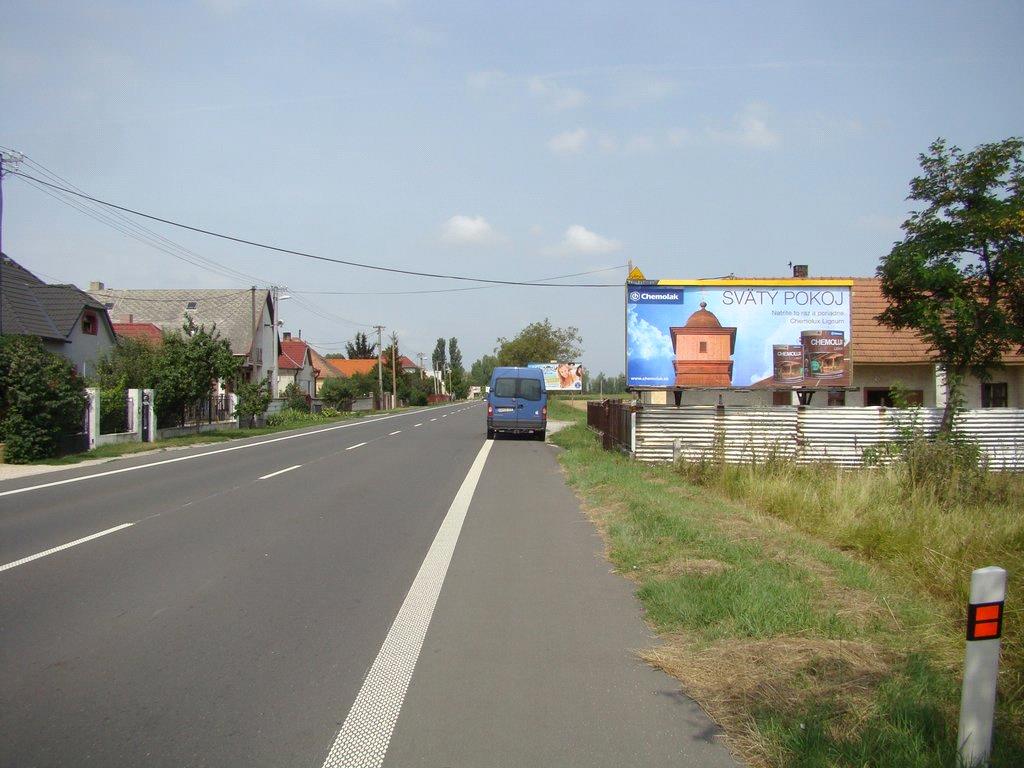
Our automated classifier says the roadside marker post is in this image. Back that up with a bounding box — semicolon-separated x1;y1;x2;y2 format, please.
957;566;1007;767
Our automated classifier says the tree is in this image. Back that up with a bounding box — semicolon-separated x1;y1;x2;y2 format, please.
877;137;1024;432
448;337;468;398
345;332;377;359
431;337;447;372
468;354;498;387
235;378;272;427
283;382;309;412
154;317;240;427
495;319;583;367
0;336;87;462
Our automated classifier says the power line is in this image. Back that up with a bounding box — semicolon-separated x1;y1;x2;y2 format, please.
9;170;623;288
290;264;627;295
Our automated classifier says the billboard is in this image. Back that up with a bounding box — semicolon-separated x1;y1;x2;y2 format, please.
529;362;585;391
626;280;853;389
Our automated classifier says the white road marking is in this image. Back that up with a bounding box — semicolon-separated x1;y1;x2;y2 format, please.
413;423;423;427
0;523;135;573
0;408;440;499
346;442;367;450
321;440;493;768
430;418;437;422
258;464;302;480
389;430;401;436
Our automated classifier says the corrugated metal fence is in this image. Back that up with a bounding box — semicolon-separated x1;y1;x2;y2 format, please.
629;406;1024;469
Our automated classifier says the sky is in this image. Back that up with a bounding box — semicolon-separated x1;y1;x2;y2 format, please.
2;1;1022;376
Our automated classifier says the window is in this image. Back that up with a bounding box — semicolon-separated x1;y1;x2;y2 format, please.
518;378;542;401
982;382;1008;408
772;391;792;406
186;301;198;310
104;302;114;310
864;388;924;407
493;378;517;398
699;341;707;353
81;311;98;335
827;390;846;406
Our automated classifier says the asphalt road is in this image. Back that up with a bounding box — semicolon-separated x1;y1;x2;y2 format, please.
0;402;737;768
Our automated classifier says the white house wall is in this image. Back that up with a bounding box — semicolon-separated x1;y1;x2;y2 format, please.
56;317;116;379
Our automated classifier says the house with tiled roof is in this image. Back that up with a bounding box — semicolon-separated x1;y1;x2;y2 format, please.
307;346;343;396
89;284;276;387
1;254;115;377
112;320;163;346
326;358;380;378
277;334;318;397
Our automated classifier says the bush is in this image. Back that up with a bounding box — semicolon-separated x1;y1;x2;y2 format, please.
0;336;87;463
283;382;310;412
99;386;129;434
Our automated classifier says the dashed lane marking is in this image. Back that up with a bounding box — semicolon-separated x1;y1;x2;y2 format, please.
320;440;494;768
413;423;423;427
0;523;135;574
258;464;302;480
389;431;401;436
346;442;367;451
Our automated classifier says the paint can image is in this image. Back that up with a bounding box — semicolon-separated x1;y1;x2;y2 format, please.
772;345;804;383
801;330;846;379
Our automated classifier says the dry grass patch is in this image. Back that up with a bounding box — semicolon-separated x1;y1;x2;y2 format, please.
642;636;895;768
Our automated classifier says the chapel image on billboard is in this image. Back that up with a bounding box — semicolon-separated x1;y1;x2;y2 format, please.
626;280;853;390
528;362;585;391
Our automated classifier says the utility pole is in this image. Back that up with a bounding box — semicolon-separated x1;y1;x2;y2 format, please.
373;324;385;409
417;353;425;380
271;285;280;398
0;151;21;336
389;331;398;407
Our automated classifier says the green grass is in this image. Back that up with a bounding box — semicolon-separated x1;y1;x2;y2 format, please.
547;399;1023;768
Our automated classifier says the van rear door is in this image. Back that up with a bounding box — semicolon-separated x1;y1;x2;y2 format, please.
490;375;519;429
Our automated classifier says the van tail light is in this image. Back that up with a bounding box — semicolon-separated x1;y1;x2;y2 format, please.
487;404;493;416
541;405;547;418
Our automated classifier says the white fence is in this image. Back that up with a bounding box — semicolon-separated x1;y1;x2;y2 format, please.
633;406;1024;469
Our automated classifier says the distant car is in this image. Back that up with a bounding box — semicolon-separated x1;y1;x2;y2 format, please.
486;366;547;440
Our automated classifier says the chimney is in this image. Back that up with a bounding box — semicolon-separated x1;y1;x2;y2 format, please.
119;314;134;324
282;331;292;341
89;281;105;292
792;264;809;278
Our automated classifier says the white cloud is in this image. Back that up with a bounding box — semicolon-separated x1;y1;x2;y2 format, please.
527;77;585;110
547;128;588;154
546;225;622;256
466;69;508;91
707;104;780;149
627;306;673;360
441;214;498;245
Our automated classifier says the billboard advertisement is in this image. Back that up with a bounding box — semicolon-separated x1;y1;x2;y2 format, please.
626;280;853;389
529;362;585;392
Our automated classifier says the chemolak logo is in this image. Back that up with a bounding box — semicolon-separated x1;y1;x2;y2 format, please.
630;291;681;302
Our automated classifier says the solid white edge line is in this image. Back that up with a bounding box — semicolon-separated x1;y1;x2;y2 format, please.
0;406;454;499
346;442;367;451
320;440;493;768
0;523;135;573
258;464;302;480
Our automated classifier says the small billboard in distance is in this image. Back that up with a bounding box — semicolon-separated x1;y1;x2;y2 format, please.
626;279;853;389
529;362;585;391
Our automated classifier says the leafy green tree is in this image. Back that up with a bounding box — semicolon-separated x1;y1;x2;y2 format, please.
877;137;1024;432
345;332;377;359
235;378;272;427
431;337;447;372
155;317;240;427
468;354;498;387
448;337;468;398
495;318;583;366
0;336;87;462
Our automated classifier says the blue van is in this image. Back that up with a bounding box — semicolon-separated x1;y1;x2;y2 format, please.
486;367;547;440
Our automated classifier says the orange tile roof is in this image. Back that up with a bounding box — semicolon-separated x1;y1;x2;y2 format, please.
851;277;1023;364
326;358;379;377
113;322;163;345
278;338;312;371
307;347;343;379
